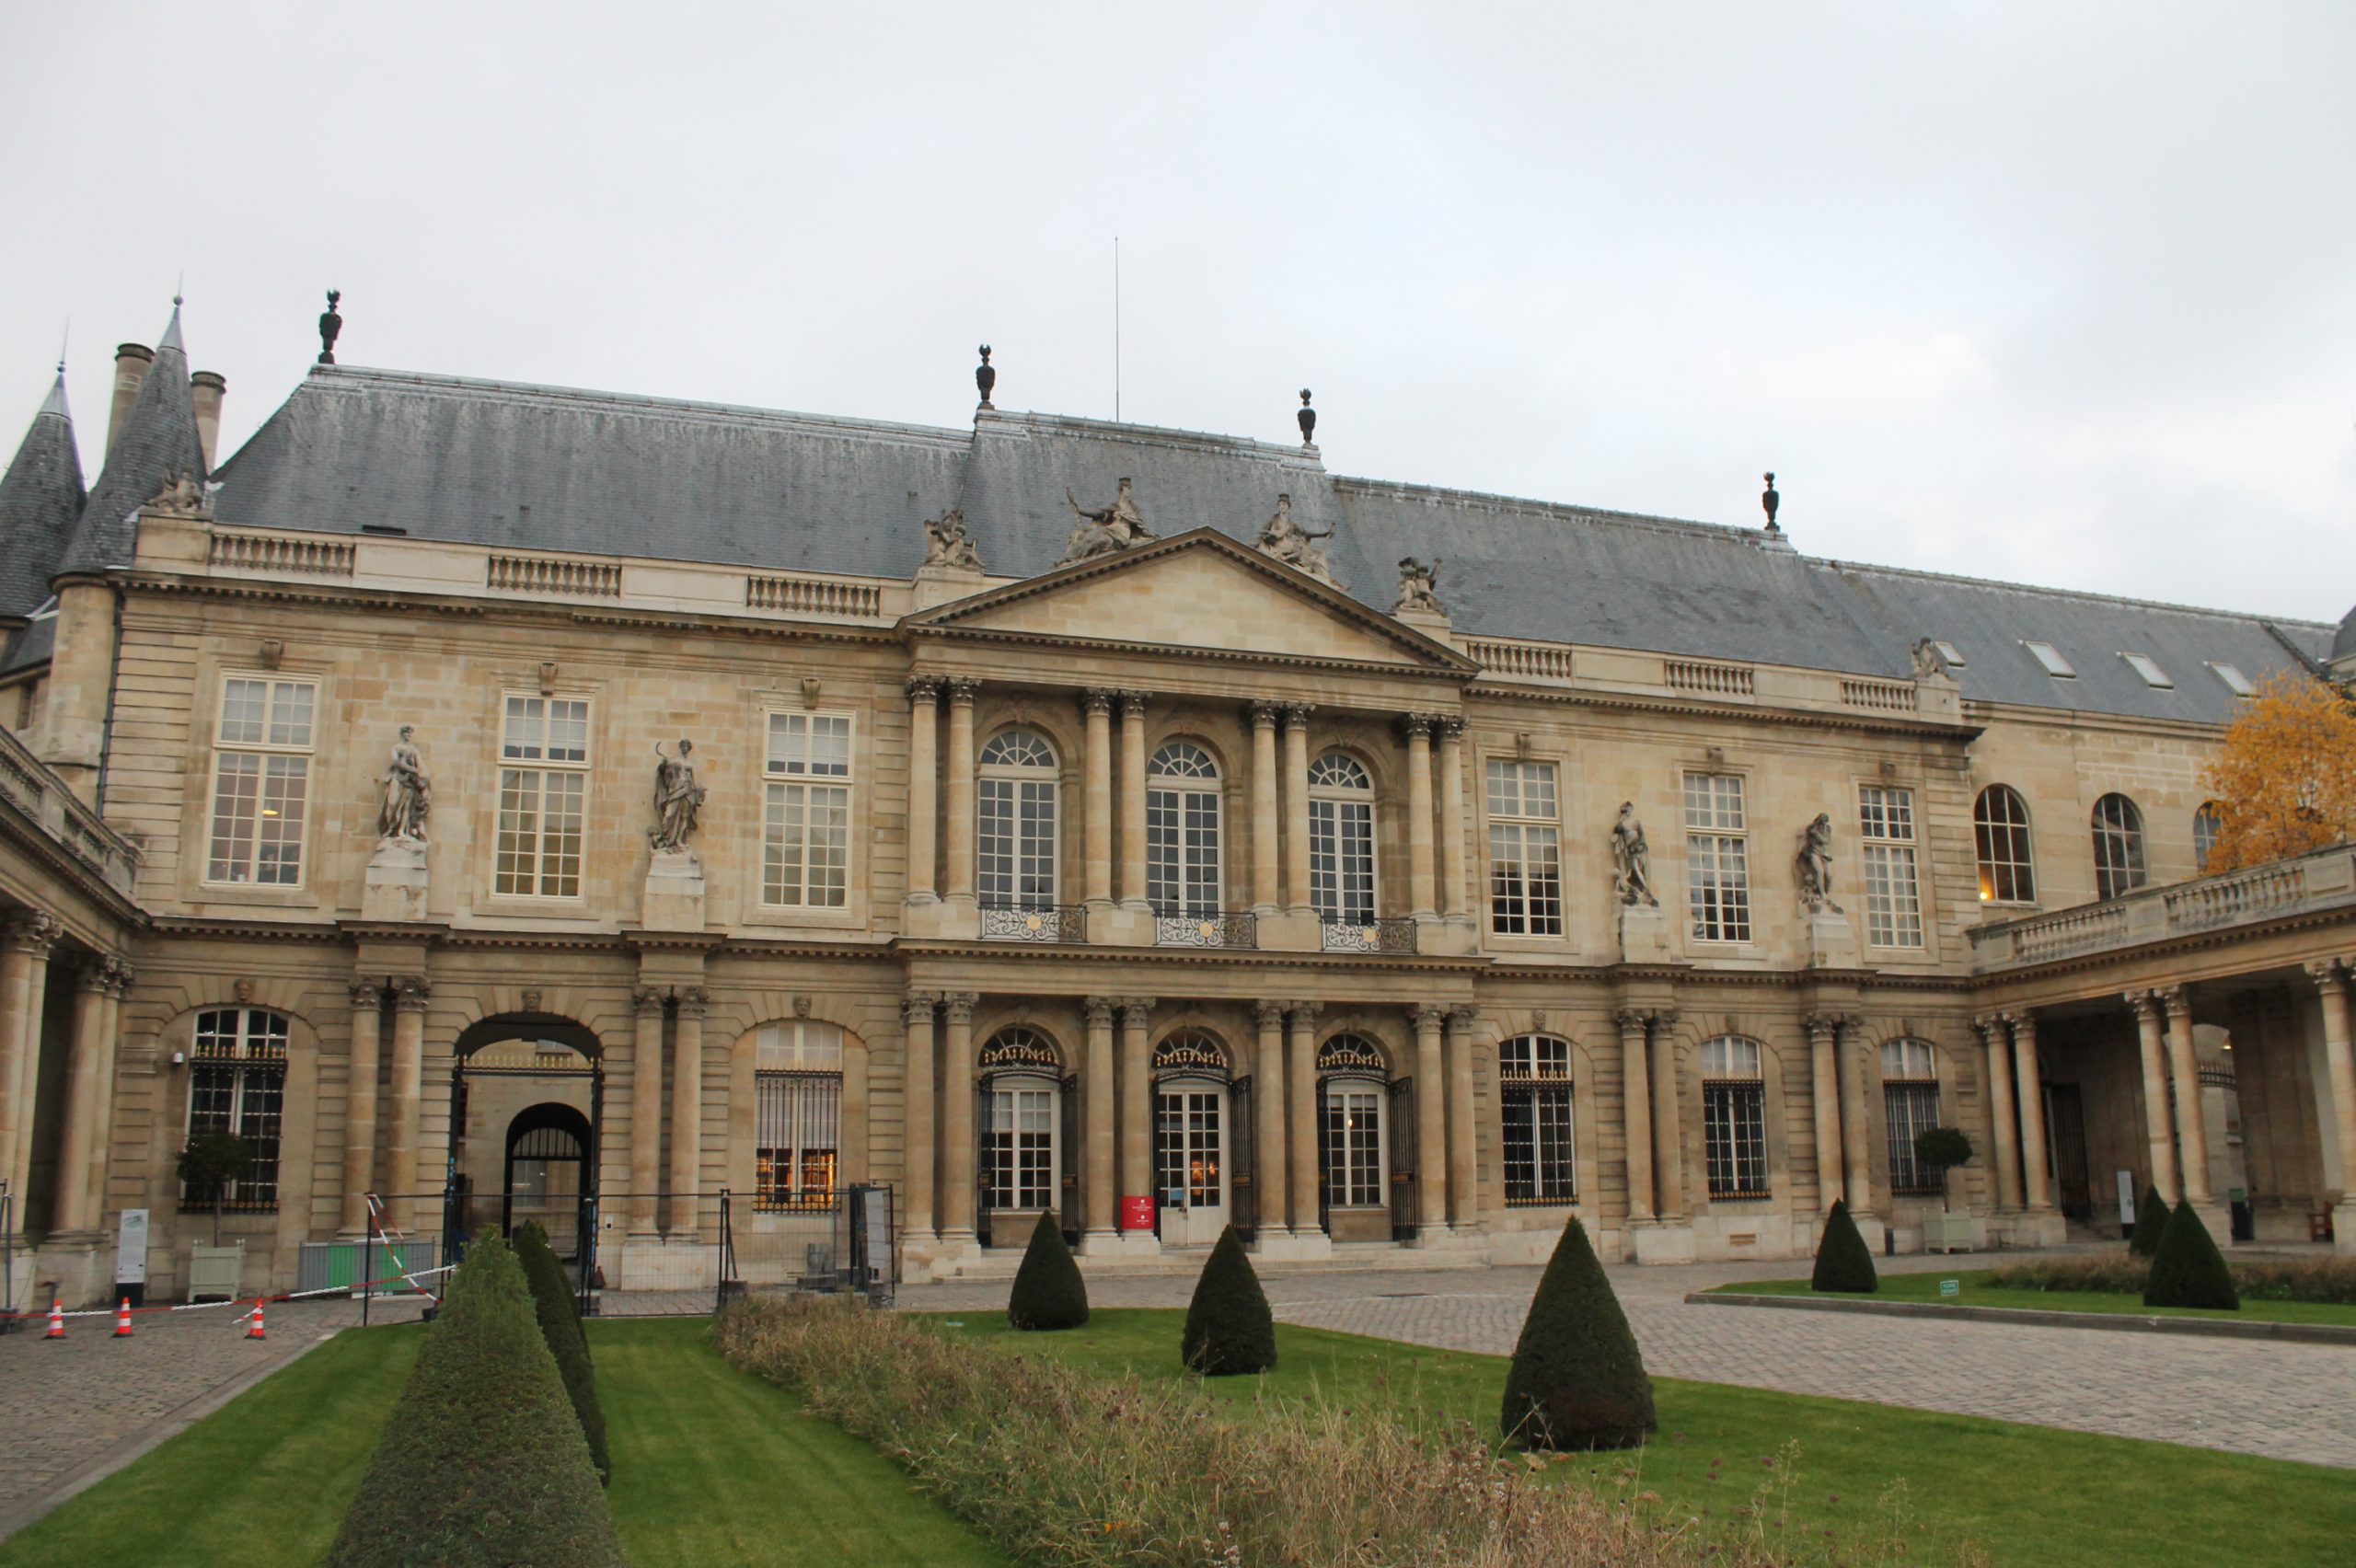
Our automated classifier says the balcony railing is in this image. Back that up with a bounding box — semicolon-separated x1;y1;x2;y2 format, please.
1321;917;1420;955
979;903;1087;943
1153;912;1259;950
1970;844;2356;972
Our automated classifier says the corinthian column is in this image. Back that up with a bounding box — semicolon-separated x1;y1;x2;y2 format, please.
905;677;941;905
2008;1011;2053;1212
1975;1014;2022;1212
0;913;60;1211
1410;1004;1448;1236
1082;997;1116;1243
386;977;430;1233
902;993;938;1239
1117;692;1150;912
1804;1012;1843;1211
1282;705;1313;917
1837;1015;1875;1216
668;988;707;1234
1649;1010;1685;1219
47;960;112;1234
1437;718;1468;920
79;959;130;1228
1403;714;1437;920
1253;999;1289;1239
1249;703;1280;916
1118;997;1155;1232
942;680;978;904
341;980;385;1236
2159;987;2211;1204
2127;990;2180;1202
938;993;978;1244
1287;1002;1321;1232
628;987;665;1234
2307;962;2356;1232
1083;691;1115;909
1445;1007;1478;1228
1617;1009;1654;1224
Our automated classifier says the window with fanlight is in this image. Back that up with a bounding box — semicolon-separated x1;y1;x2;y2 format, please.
1147;743;1222;918
1308;752;1376;922
977;729;1059;909
1973;785;2036;904
2092;793;2147;900
2193;802;2223;873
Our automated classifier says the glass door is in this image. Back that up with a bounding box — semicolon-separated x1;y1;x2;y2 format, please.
1155;1082;1227;1245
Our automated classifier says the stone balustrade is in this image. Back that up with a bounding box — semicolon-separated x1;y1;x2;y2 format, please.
1971;844;2356;971
0;724;140;898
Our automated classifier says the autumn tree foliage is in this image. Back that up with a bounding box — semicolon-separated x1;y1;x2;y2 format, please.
2197;672;2356;873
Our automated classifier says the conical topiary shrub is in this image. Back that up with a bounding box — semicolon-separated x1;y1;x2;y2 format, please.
1811;1199;1878;1293
2128;1186;2172;1259
2142;1200;2238;1309
329;1234;624;1567
1007;1209;1089;1331
1182;1224;1276;1376
1499;1217;1655;1451
514;1220;609;1484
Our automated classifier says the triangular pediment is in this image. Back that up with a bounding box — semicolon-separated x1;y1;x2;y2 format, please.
905;528;1473;672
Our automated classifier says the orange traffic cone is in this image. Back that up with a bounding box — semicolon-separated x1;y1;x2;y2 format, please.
245;1299;266;1340
112;1298;133;1338
43;1296;64;1339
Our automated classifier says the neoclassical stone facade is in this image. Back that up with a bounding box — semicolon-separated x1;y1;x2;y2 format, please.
2;309;2353;1304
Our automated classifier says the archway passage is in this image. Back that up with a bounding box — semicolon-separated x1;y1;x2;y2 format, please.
505;1101;592;1257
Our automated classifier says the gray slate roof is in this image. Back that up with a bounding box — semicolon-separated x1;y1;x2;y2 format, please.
197;363;2333;725
57;305;205;581
0;370;84;619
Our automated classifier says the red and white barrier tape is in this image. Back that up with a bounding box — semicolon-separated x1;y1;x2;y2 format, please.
3;1262;454;1321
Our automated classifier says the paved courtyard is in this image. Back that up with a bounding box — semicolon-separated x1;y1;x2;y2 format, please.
906;1251;2356;1470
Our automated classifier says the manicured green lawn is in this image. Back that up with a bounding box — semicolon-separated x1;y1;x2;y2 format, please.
1707;1268;2356;1326
928;1308;2356;1568
0;1317;1011;1568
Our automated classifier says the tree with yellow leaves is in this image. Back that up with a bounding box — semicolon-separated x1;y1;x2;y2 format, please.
2197;671;2356;873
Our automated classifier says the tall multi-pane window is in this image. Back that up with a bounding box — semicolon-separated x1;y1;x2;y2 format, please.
1499;1034;1575;1204
1487;759;1563;936
1323;1082;1385;1206
1973;785;2037;904
495;696;590;897
184;1009;289;1209
1700;1035;1768;1198
2193;803;2223;873
754;1020;843;1210
1858;785;1923;947
763;712;852;908
1147;743;1222;918
977;730;1058;908
2092;793;2147;900
1308;753;1376;922
206;676;315;886
1880;1039;1942;1195
1684;773;1750;942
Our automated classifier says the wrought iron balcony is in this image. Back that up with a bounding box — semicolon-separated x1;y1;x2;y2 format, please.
1321;916;1419;955
1969;844;2356;972
1153;911;1259;950
978;902;1087;943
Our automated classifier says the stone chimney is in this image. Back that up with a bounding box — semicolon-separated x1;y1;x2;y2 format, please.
190;371;226;469
107;342;154;456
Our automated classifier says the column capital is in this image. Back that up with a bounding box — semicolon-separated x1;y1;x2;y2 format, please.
76;954;111;994
1443;1006;1479;1033
901;991;940;1026
1287;999;1322;1025
675;986;710;1017
941;991;979;1024
906;674;944;704
392;975;432;1012
946;677;981;706
1281;701;1315;730
2304;958;2350;990
1117;997;1156;1024
1117;689;1150;719
632;986;667;1015
1083;996;1119;1027
1409;1002;1446;1030
2124;988;2162;1022
100;955;136;997
1253;997;1288;1029
1802;1011;1841;1043
1247;699;1282;729
1971;1011;2007;1040
1400;712;1438;742
1081;688;1116;717
2001;1008;2038;1038
2154;986;2191;1021
1438;714;1467;742
4;910;61;956
1613;1007;1650;1033
1649;1009;1680;1032
349;979;385;1012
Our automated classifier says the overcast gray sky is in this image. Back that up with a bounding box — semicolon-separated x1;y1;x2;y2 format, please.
5;3;2351;621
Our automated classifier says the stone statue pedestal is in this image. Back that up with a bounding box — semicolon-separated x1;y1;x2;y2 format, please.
911;561;988;611
362;836;429;922
1392;605;1458;648
642;849;707;932
1616;902;1669;963
1804;909;1858;969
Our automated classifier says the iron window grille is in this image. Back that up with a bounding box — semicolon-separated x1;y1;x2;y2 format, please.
1702;1080;1768;1198
1499;1034;1575;1205
184;1009;289;1212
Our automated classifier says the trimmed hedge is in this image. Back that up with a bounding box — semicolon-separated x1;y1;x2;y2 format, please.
1182;1225;1276;1376
1499;1217;1655;1451
2128;1187;2172;1259
2143;1202;2239;1310
329;1234;623;1567
1810;1200;1878;1294
1007;1210;1090;1331
514;1220;610;1483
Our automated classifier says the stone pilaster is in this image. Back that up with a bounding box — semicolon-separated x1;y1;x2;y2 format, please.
340;980;385;1236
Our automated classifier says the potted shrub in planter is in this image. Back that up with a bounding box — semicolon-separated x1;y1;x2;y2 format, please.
1914;1126;1978;1252
178;1133;250;1301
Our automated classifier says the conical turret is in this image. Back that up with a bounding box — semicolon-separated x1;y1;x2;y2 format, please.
55;298;204;583
0;363;86;619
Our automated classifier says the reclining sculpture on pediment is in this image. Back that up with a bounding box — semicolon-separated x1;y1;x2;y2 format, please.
1255;493;1334;583
1058;477;1155;565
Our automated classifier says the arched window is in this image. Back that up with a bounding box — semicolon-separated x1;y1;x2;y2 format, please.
1148;743;1222;918
1498;1035;1575;1205
979;1028;1061;1215
1317;1034;1388;1208
185;1009;291;1211
2193;802;2223;873
755;1020;844;1211
2092;793;2147;899
1879;1039;1941;1195
978;729;1058;909
1308;752;1375;922
1698;1036;1766;1199
1973;785;2036;904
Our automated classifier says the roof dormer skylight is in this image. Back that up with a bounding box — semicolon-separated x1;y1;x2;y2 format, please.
1931;640;1965;666
2120;652;2173;688
2208;662;2256;697
2023;640;2076;678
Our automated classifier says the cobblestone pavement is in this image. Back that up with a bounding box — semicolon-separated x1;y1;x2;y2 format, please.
0;1295;428;1539
901;1252;2356;1470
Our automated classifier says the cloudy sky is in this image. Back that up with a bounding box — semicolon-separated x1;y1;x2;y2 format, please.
5;3;2350;620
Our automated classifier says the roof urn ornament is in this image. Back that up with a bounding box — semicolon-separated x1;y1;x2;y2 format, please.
1761;471;1780;533
1058;477;1154;565
318;290;343;366
976;344;996;409
1255;492;1334;582
922;507;983;571
1297;388;1317;445
1393;556;1442;615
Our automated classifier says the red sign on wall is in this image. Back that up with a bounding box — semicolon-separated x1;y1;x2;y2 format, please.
1119;1195;1157;1231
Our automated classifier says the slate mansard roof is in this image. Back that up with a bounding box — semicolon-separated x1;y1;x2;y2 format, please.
0;369;84;619
197;363;2333;725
